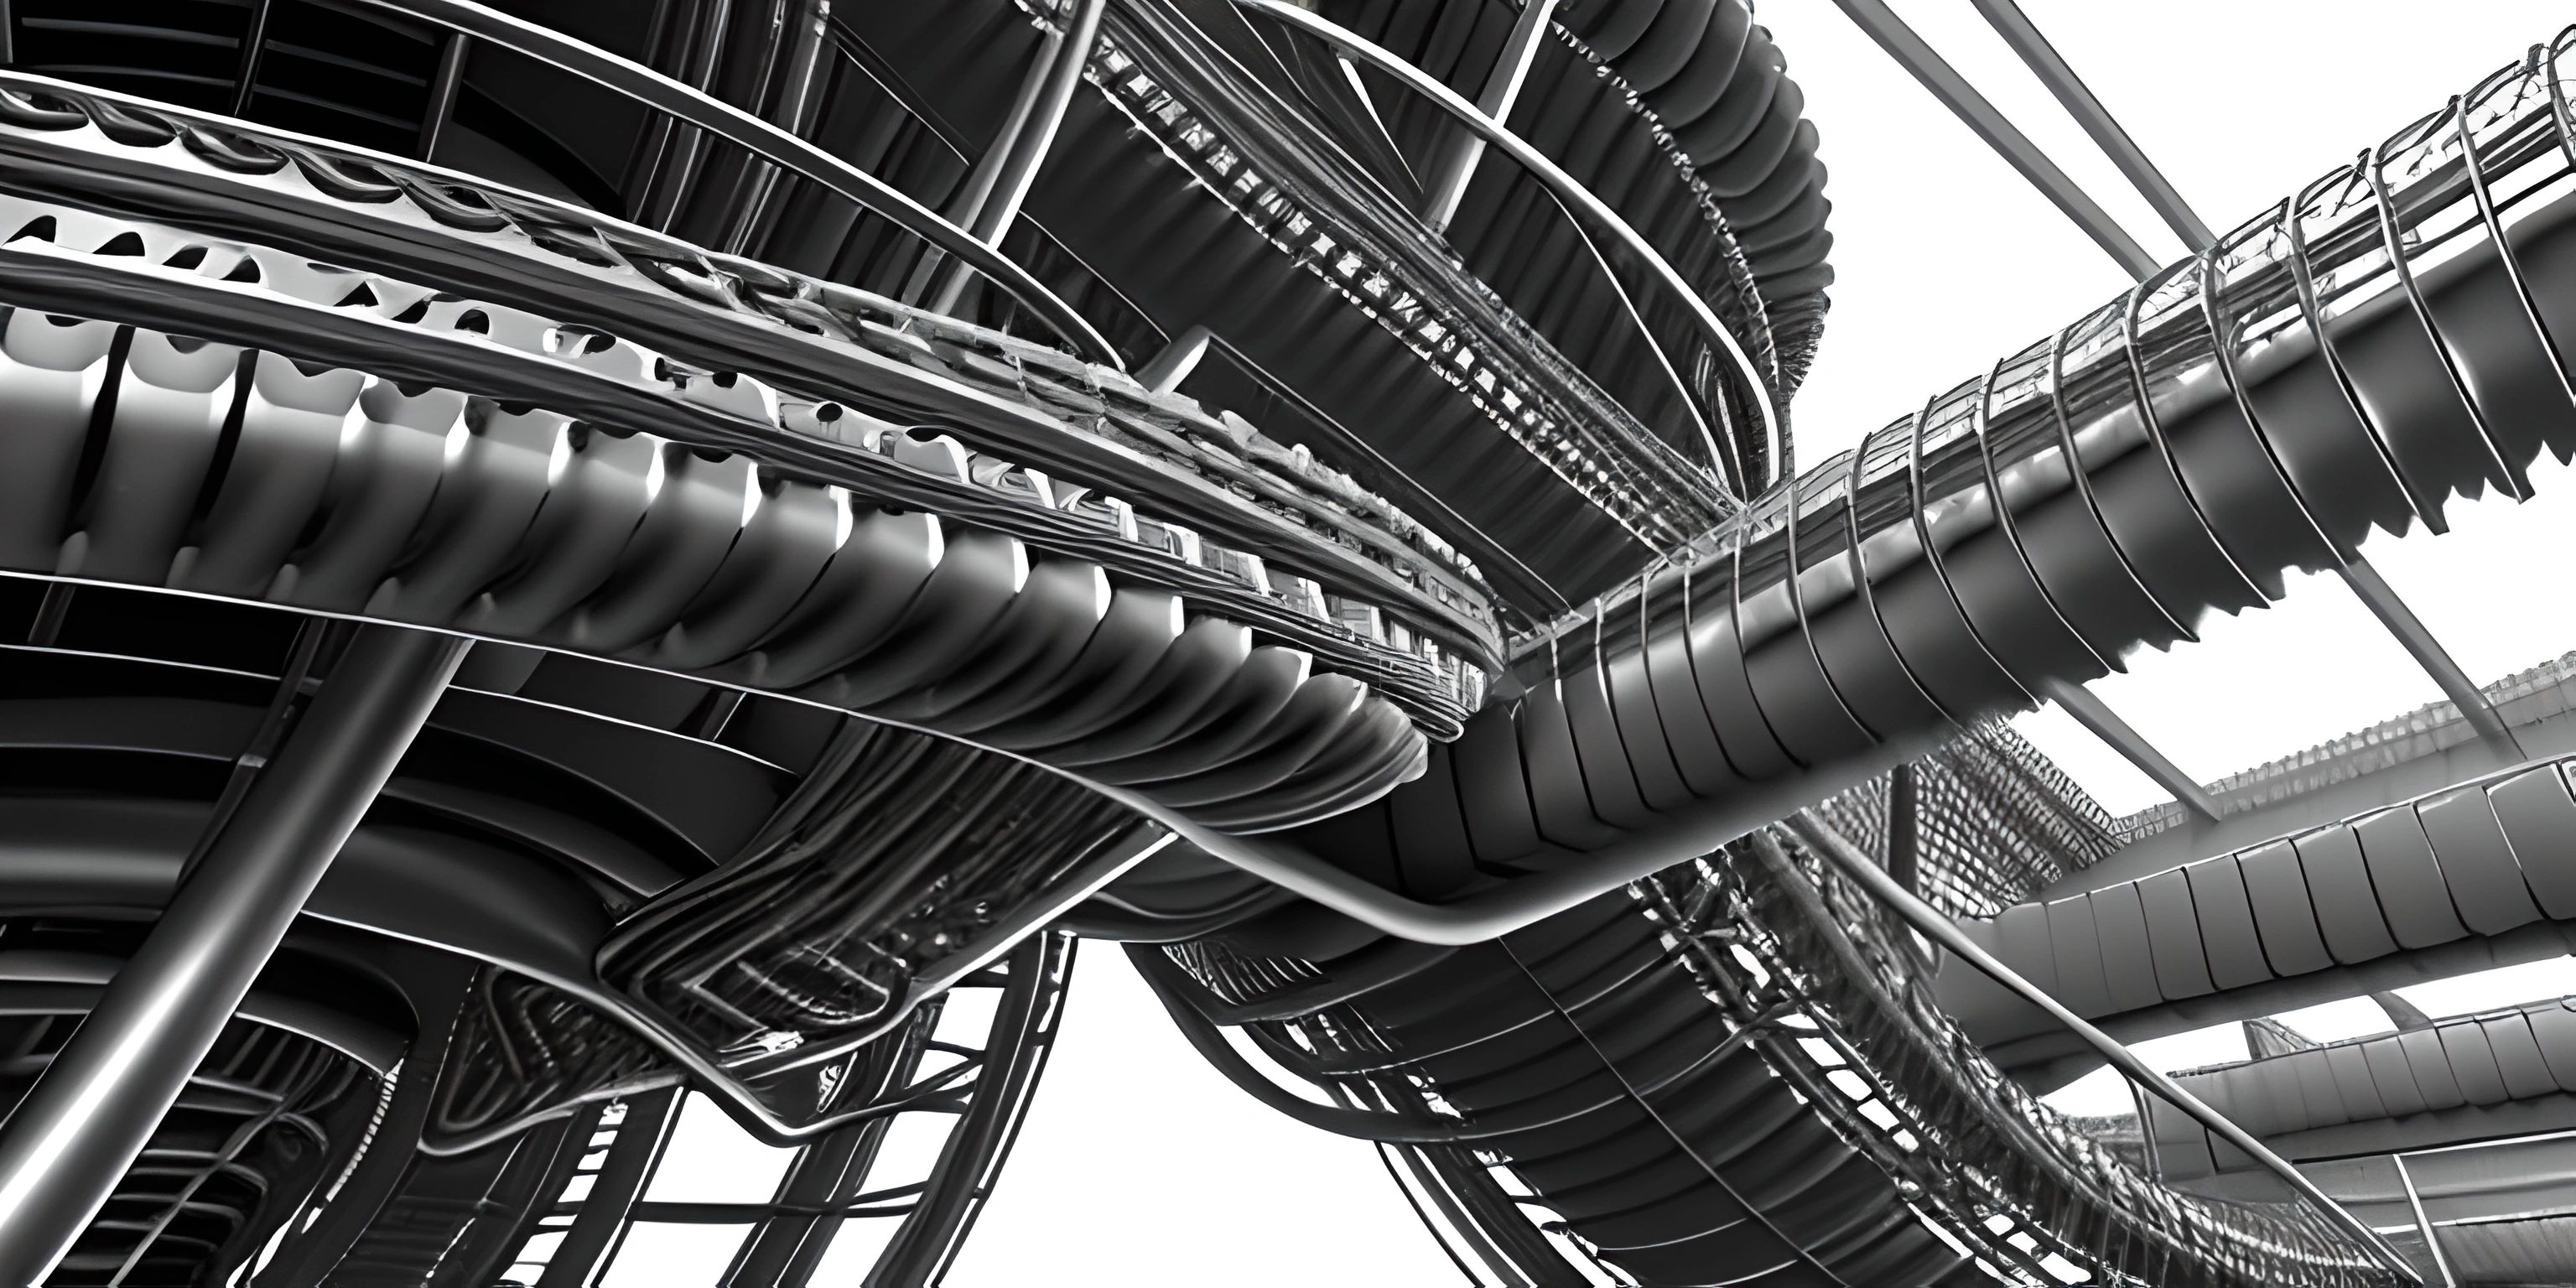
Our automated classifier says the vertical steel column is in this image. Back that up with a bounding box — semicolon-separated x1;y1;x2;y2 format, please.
1417;0;1558;234
0;625;467;1285
2038;676;2222;822
1885;761;1919;896
723;1015;937;1286
867;936;1069;1286
1784;813;2424;1284
535;1088;683;1288
925;0;1108;317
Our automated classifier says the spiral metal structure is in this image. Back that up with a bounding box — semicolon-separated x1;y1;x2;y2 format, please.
3;0;2576;1285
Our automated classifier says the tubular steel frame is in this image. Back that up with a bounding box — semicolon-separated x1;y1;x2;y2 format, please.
0;626;468;1284
1871;0;2524;788
8;5;2576;1285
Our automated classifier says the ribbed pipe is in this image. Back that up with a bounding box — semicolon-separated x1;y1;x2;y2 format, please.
1191;29;2576;942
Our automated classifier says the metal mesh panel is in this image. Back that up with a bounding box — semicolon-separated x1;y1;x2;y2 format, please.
1815;721;2121;918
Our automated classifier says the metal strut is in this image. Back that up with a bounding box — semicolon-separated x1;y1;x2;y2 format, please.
0;625;468;1285
924;0;1109;316
1416;0;1559;234
2038;676;2223;823
1919;0;2522;772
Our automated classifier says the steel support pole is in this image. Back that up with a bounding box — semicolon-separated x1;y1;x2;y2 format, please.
418;32;471;162
2338;558;2521;755
1135;325;1214;394
1784;813;2425;1284
927;0;1107;316
1832;0;2157;279
1924;1;2515;769
2037;675;2223;822
1963;0;2212;249
1417;0;1558;234
2392;1155;2459;1287
0;625;467;1285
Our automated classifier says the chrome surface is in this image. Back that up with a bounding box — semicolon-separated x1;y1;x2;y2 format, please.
0;626;465;1285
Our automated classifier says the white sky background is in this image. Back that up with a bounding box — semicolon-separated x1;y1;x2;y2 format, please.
615;3;2576;1280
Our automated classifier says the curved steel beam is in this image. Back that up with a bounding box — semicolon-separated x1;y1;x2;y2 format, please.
0;71;1503;666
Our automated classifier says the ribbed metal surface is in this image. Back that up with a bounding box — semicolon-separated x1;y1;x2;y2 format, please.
1954;753;2576;1059
1194;26;2576;945
0;198;1431;837
1321;0;1832;397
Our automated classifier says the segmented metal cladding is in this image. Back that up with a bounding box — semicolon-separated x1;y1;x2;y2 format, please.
1190;23;2576;948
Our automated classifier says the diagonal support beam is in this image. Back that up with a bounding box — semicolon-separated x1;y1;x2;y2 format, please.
1942;4;2519;761
1417;0;1559;234
1832;0;2157;278
2392;1155;2460;1287
1964;0;2212;249
2038;675;2223;823
2338;558;2523;756
1959;4;2512;752
0;626;467;1285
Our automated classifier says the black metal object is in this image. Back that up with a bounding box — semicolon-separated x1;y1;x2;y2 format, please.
8;2;2576;1284
0;626;465;1285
